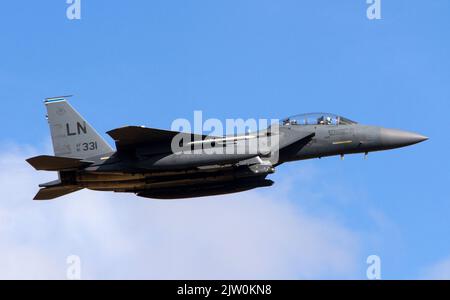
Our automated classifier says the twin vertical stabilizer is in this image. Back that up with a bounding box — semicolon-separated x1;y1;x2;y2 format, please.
45;97;113;159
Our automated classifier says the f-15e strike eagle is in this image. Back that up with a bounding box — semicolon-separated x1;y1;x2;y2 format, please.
27;97;428;200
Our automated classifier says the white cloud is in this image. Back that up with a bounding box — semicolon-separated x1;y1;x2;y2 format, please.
0;145;362;279
423;257;450;280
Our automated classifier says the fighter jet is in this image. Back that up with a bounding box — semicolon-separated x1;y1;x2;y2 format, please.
26;97;428;200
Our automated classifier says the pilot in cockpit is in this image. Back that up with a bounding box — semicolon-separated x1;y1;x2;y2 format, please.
318;116;332;125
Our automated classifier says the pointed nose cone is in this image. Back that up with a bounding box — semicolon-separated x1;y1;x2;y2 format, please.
380;128;428;149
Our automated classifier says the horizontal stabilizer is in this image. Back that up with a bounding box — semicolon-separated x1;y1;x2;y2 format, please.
26;155;93;171
34;185;83;200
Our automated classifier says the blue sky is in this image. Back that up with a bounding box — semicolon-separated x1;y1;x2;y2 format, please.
0;1;449;279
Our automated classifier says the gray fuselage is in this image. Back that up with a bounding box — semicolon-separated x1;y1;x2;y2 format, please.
70;122;427;199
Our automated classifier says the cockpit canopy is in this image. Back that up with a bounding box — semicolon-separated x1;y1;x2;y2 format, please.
281;113;357;126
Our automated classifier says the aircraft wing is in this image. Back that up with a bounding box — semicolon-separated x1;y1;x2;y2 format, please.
107;126;217;153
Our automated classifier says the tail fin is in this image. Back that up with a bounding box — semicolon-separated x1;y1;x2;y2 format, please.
45;96;113;159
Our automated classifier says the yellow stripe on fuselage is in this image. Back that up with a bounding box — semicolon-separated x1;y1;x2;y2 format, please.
332;140;353;145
